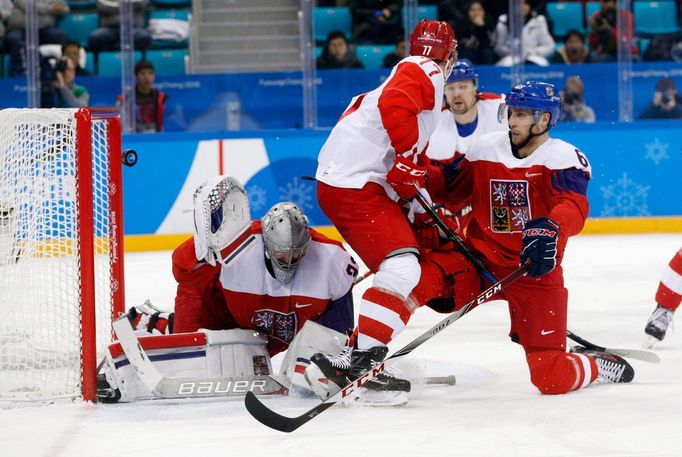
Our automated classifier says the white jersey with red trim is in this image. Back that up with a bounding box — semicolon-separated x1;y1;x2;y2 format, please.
217;224;356;345
428;94;507;160
316;55;445;199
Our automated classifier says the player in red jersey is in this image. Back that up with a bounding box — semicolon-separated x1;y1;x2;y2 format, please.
307;19;457;401
413;81;635;395
644;247;682;346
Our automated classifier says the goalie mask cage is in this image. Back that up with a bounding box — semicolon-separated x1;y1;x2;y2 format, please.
0;108;125;402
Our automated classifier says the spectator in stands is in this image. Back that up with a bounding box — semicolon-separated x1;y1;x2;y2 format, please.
381;38;405;68
587;0;635;62
349;0;402;45
0;0;12;49
52;56;89;108
551;29;594;65
453;0;498;65
316;30;364;70
62;40;89;76
559;76;595;123
117;60;168;133
638;77;682;120
5;0;69;77
88;0;151;53
494;0;554;66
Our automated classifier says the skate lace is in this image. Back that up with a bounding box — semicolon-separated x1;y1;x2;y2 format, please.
369;359;401;379
595;358;626;384
649;306;674;331
327;346;353;370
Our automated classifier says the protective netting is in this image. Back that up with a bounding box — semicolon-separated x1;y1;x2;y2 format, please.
0;108;116;401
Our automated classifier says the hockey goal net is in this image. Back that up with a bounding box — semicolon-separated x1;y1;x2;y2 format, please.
0;108;125;402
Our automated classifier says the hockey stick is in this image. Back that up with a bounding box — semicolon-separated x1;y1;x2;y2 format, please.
111;317;289;398
566;330;660;363
244;264;528;433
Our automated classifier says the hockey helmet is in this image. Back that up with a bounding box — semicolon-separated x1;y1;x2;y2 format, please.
409;19;457;63
192;176;250;265
446;58;478;85
501;81;562;127
261;202;311;284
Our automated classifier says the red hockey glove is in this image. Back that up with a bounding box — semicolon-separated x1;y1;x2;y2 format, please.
413;206;461;250
386;156;427;200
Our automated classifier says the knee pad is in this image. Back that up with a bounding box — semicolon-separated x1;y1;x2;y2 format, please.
526;349;585;395
411;250;478;312
373;253;421;299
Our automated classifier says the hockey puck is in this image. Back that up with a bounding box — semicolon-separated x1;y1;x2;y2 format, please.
424;375;456;385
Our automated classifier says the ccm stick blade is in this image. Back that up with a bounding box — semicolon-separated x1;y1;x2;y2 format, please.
244;265;528;432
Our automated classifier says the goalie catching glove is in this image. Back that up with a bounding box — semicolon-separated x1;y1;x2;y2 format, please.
520;217;559;278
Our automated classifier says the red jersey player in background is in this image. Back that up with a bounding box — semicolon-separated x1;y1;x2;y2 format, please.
307;19;457;401
413;80;636;395
644;247;682;346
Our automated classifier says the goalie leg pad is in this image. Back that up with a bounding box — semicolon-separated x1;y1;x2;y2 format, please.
100;329;271;402
278;320;348;392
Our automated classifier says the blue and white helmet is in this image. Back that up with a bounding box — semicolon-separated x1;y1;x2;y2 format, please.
446;58;478;85
500;81;562;127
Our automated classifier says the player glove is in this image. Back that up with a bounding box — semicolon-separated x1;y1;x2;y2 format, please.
413;206;461;250
520;217;560;278
386;155;427;200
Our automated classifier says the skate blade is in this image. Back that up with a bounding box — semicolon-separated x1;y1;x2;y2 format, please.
340;388;408;407
643;335;660;349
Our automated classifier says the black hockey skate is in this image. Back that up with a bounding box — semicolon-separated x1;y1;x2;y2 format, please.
305;346;411;400
570;346;635;384
96;373;121;403
644;304;674;343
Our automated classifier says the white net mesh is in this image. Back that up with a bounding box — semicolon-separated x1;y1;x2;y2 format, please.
0;108;117;401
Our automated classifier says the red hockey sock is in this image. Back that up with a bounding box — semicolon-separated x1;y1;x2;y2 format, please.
526;349;598;395
356;287;412;349
655;249;682;311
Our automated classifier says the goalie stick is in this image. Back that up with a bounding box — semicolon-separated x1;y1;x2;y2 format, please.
244;264;528;433
111;317;289;399
566;330;660;363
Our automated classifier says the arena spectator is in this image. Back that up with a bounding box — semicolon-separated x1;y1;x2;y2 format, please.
349;0;402;45
0;0;12;49
382;38;406;68
316;30;364;70
117;60;168;133
559;76;595;123
62;40;89;76
552;29;595;64
5;0;69;77
638;77;682;120
494;0;555;66
88;0;151;53
587;0;635;62
52;56;89;108
453;0;498;65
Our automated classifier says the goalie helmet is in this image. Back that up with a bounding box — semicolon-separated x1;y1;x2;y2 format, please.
192;176;250;265
409;19;457;66
261;202;311;285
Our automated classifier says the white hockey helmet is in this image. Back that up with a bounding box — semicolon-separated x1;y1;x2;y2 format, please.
192;176;250;265
261;202;311;284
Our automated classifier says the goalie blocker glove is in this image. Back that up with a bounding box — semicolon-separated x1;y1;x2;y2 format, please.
520;217;559;278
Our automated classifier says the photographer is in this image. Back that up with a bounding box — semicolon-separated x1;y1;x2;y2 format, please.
639;77;682;120
52;57;89;108
559;76;595;123
587;0;635;62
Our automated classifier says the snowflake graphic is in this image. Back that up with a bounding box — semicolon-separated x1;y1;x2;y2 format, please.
644;138;669;165
278;177;314;211
247;185;268;212
599;172;650;217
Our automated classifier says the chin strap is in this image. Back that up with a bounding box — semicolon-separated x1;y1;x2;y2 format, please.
509;124;550;158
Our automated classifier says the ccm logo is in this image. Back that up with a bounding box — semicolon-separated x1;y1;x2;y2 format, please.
395;162;426;177
476;283;502;305
523;228;557;237
177;379;268;395
341;362;385;398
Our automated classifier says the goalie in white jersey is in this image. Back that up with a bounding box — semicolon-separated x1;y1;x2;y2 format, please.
309;19;457;401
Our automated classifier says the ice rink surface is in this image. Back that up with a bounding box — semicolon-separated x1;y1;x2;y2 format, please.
1;233;681;457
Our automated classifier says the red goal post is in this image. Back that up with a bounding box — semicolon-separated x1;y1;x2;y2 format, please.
0;107;126;402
